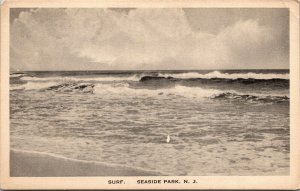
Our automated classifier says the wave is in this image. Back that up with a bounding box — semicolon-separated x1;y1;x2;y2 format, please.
158;71;289;80
139;76;289;90
10;82;58;91
94;83;224;99
212;92;289;104
45;82;94;93
93;83;288;104
10;73;27;78
20;75;140;82
12;80;228;98
15;71;289;83
10;82;95;93
10;80;289;104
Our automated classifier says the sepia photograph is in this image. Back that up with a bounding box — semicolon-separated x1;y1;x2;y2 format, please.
1;0;299;189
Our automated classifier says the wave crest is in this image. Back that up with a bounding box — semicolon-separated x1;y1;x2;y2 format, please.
20;75;140;82
158;71;289;80
10;82;58;91
94;83;288;104
139;75;289;89
10;80;289;104
212;92;289;103
45;83;95;93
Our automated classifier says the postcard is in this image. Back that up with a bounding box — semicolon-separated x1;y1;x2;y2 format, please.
0;0;299;189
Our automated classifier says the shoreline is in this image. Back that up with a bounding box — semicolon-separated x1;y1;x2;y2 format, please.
10;149;162;177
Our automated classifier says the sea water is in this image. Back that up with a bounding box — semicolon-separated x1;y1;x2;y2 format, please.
10;70;289;175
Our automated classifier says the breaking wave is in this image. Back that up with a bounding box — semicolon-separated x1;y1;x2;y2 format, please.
10;70;289;104
11;80;288;104
10;73;27;78
14;71;289;84
139;75;289;89
93;84;289;103
44;82;94;93
158;71;289;80
94;83;224;99
10;82;58;91
20;75;140;82
212;92;289;103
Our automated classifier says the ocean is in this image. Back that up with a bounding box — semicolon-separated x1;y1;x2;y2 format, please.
10;70;290;175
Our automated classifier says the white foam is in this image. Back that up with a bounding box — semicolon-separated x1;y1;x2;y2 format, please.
94;83;289;100
21;75;140;82
10;85;25;91
11;77;289;99
10;82;58;91
158;71;289;80
94;83;223;99
10;73;26;78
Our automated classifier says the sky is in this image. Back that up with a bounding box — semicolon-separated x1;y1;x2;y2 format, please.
10;8;289;71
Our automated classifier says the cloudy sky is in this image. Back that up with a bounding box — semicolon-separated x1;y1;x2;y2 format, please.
10;8;289;71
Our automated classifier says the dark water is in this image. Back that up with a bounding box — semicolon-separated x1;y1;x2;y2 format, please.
10;70;290;175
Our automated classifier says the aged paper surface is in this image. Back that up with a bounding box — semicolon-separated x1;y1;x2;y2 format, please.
1;0;299;189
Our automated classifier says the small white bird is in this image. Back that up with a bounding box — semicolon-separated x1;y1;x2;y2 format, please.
166;135;170;143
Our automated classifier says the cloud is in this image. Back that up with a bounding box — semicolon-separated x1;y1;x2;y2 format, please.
10;8;288;71
216;20;275;68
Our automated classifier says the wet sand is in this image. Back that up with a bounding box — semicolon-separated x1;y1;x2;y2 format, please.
10;150;160;177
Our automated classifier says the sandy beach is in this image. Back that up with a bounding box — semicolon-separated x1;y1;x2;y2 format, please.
10;150;160;177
